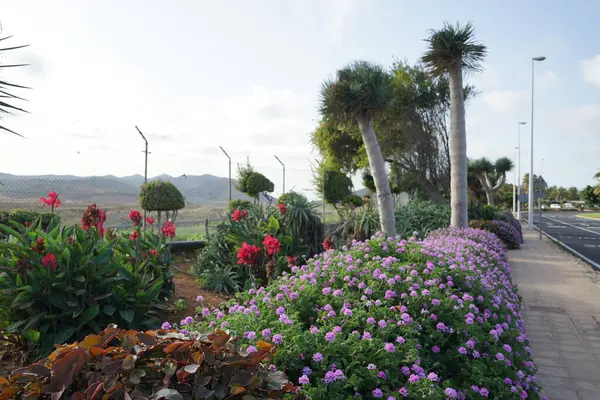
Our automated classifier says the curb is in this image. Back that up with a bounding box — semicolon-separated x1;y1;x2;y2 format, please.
575;215;600;221
533;228;600;271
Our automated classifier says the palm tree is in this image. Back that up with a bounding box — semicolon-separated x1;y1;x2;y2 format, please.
0;32;30;136
320;61;396;236
469;157;513;205
422;22;487;227
594;171;600;195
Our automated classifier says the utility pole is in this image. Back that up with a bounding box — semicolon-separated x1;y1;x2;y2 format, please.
274;155;285;195
136;126;149;228
219;146;232;202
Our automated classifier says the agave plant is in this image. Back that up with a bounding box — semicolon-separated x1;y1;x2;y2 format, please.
0;33;30;136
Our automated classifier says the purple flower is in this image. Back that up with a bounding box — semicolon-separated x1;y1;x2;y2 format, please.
399;387;408;397
372;388;384;398
458;347;467;355
261;328;272;338
273;334;283;344
246;345;257;353
444;388;458;398
432;345;440;353
244;331;257;340
362;331;372;340
367;363;377;370
313;352;324;362
384;343;396;353
332;289;343;296
480;388;489;397
378;320;387;328
298;375;309;385
367;317;376;324
427;372;439;382
377;370;386;379
325;332;336;342
196;295;204;302
161;322;172;330
496;353;505;361
408;374;420;383
302;367;312;375
180;329;189;335
396;336;406;344
180;316;194;325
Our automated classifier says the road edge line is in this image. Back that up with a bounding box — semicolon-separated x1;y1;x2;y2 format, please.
575;215;600;221
535;228;600;271
544;216;600;236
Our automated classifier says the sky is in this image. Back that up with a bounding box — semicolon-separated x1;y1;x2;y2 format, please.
1;0;599;200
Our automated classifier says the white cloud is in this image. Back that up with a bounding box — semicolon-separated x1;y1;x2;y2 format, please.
581;55;600;88
549;104;600;136
483;90;529;113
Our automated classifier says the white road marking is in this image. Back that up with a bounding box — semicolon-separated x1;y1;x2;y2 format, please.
544;216;600;237
584;244;598;248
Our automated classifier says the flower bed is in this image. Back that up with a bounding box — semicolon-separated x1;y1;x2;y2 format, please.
179;228;543;399
469;219;523;249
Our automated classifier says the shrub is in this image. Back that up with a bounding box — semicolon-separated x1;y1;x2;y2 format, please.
0;325;301;399
468;203;499;221
494;211;523;238
139;180;185;223
354;208;379;241
178;228;541;399
395;200;450;238
237;165;275;202
228;199;253;213
469;219;522;250
0;209;174;356
194;201;323;293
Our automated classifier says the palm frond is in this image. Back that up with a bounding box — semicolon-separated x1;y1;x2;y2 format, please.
421;21;487;76
319;60;392;125
0;34;30;136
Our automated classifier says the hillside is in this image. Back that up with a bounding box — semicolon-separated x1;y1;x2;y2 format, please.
0;173;265;205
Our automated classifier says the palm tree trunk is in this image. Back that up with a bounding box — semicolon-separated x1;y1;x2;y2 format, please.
448;62;468;228
357;114;396;236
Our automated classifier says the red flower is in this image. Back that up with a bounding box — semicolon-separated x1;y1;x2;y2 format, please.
40;191;61;209
24;221;31;228
128;210;142;226
42;253;57;271
146;217;156;225
161;221;176;238
130;230;139;241
232;209;248;221
237;242;261;266
81;204;106;232
151;249;159;257
263;234;281;256
323;237;335;251
278;203;287;215
37;237;43;245
287;256;297;266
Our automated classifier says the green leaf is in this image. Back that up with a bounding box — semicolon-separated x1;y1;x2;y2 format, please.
23;330;40;343
0;224;21;239
103;305;116;316
61;248;71;264
54;326;77;345
78;305;99;327
118;267;135;281
267;216;280;232
93;248;114;264
120;309;135;323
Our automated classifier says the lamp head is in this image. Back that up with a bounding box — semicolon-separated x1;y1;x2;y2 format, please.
532;56;546;61
519;121;526;125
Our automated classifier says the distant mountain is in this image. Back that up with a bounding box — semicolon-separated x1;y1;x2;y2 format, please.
0;173;268;204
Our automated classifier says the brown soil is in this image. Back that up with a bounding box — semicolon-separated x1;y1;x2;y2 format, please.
166;252;229;323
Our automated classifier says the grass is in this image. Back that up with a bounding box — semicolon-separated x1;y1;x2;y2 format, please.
577;213;600;220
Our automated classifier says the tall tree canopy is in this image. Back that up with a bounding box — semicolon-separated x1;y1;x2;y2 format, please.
468;157;513;205
319;61;396;235
422;21;487;228
0;31;30;136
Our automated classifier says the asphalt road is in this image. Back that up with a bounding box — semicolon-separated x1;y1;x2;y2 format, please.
526;211;600;268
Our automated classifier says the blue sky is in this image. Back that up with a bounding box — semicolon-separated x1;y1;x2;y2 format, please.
1;0;599;199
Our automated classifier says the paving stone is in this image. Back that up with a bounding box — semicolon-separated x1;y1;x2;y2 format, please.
511;231;600;390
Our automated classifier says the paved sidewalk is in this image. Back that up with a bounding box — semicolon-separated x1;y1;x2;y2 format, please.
511;230;600;400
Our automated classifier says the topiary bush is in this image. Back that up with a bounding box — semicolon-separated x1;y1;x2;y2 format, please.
395;200;451;238
0;206;175;356
469;219;522;249
468;203;499;221
139;180;185;224
228;199;253;213
176;228;542;399
0;325;301;399
494;211;523;239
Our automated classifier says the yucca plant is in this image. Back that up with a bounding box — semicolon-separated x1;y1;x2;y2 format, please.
355;209;379;241
0;33;30;136
395;201;451;238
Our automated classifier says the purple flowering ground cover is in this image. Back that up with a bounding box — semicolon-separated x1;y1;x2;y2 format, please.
177;228;544;399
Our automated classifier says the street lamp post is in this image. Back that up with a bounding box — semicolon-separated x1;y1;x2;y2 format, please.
274;155;285;195
136;126;149;229
219;146;232;202
513;146;518;216
528;56;546;228
516;122;526;219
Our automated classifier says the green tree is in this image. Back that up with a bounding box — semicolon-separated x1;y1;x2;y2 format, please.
468;157;513;205
139;180;185;224
422;22;487;227
314;163;360;220
0;32;30;136
236;164;275;203
319;61;396;235
594;171;600;195
581;185;600;207
567;186;580;201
